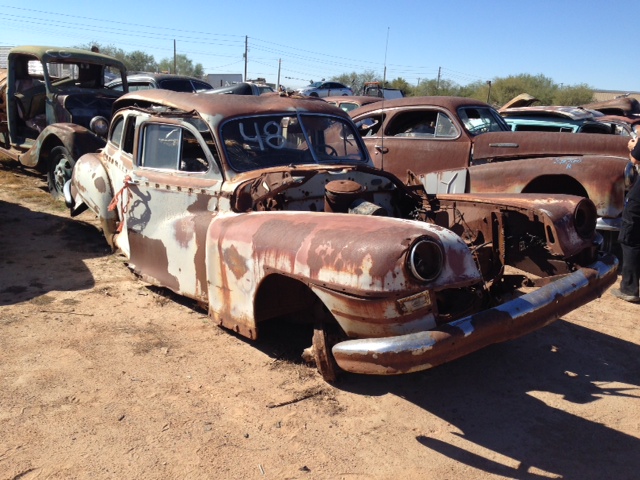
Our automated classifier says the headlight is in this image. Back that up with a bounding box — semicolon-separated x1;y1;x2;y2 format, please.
573;198;597;239
407;237;444;282
90;116;109;137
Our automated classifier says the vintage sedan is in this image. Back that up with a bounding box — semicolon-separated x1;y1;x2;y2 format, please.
106;73;213;93
350;96;631;250
65;90;617;381
324;95;382;113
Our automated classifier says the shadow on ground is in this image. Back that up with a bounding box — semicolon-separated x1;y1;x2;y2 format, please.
0;199;109;305
337;319;640;480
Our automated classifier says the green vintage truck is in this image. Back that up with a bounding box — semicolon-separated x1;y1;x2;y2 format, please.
0;46;127;198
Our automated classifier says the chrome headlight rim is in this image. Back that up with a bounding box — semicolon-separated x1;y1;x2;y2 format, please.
407;237;444;283
90;116;109;138
574;198;597;239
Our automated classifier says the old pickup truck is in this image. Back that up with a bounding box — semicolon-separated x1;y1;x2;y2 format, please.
0;46;128;198
65;90;617;381
350;96;631;251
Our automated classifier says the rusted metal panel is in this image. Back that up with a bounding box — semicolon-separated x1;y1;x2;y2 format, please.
332;254;618;375
471;130;629;161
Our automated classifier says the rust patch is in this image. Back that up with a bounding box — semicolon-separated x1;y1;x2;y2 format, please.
223;244;249;280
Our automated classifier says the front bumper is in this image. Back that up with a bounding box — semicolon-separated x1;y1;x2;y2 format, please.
332;253;618;375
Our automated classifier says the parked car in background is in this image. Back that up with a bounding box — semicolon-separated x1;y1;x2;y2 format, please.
0;45;128;198
65;90;616;381
500;105;621;134
107;73;212;93
205;82;274;96
323;95;382;112
350;96;630;249
362;81;404;99
297;81;352;97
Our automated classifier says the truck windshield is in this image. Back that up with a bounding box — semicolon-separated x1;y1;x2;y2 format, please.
222;113;367;172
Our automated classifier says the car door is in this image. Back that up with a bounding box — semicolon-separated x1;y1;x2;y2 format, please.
354;107;472;186
125;118;223;302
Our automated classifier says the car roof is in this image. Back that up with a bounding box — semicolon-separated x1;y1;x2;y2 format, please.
323;95;382;106
114;90;351;122
350;96;491;116
501;105;597;121
8;45;126;69
124;72;210;83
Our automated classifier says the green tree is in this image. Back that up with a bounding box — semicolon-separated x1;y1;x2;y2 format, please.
158;54;204;78
125;51;157;73
552;84;595;105
331;70;379;95
414;78;462;97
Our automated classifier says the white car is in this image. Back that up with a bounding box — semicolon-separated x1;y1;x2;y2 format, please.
297;81;352;97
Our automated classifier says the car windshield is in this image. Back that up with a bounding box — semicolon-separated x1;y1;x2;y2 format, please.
309;82;322;88
457;106;510;135
45;60;125;91
221;113;367;172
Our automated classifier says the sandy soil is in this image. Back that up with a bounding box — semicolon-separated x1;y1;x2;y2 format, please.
1;160;639;480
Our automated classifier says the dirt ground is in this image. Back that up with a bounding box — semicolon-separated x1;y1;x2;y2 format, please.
1;159;639;480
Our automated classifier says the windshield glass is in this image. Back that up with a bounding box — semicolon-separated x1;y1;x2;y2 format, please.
457;106;510;135
45;60;125;90
221;113;367;172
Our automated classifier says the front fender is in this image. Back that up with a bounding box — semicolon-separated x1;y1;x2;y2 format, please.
18;122;106;169
205;211;481;339
71;152;118;245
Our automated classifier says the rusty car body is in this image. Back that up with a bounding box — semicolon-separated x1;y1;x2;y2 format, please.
106;72;213;93
324;95;383;113
0;46;128;198
65;90;617;380
500;105;625;135
349;96;631;249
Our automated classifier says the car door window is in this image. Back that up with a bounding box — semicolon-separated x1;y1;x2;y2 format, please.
140;124;209;172
388;110;439;137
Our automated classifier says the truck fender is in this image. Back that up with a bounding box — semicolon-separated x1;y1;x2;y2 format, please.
18;122;106;170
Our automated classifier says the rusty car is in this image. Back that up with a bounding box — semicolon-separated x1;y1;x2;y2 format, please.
349;96;631;250
0;46;128;198
106;72;213;93
65;90;617;381
323;95;383;113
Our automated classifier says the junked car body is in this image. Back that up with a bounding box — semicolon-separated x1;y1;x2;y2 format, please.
350;96;630;249
324;95;383;113
0;46;128;198
66;90;617;380
106;73;213;93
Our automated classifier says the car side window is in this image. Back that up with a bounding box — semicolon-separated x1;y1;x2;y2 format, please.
388;111;439;137
355;114;384;137
140;124;209;172
434;112;459;138
110;116;125;147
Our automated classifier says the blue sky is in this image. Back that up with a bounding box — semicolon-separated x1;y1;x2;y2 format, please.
1;0;637;92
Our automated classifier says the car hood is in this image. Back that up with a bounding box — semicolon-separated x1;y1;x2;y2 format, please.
471;131;630;161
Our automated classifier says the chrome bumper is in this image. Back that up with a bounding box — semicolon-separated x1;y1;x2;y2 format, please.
332;253;618;375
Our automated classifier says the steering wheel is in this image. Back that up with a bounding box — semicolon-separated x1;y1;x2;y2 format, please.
315;144;338;156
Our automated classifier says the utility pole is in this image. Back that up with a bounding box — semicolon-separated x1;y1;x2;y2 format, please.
277;58;281;90
436;67;441;93
244;36;248;81
173;40;177;74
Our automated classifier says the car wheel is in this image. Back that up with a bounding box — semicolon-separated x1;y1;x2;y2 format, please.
309;92;319;97
48;146;75;200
